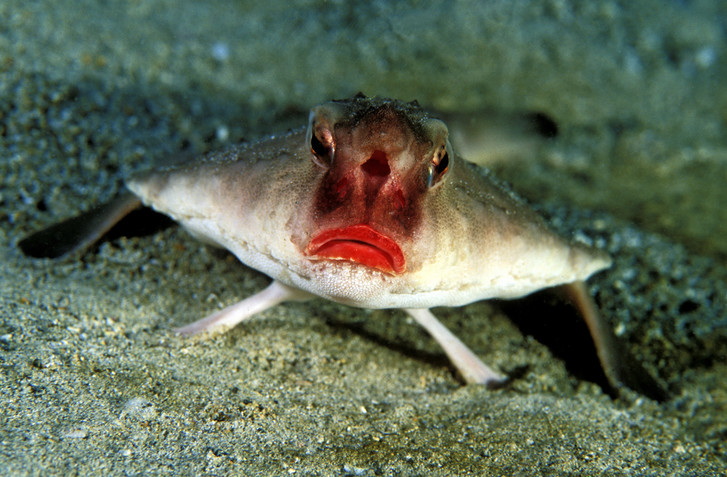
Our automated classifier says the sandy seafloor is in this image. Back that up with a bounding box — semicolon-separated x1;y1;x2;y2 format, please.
1;0;727;475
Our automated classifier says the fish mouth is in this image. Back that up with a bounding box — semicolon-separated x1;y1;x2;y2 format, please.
305;224;405;275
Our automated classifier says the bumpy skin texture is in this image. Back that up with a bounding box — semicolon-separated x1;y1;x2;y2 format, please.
127;96;610;309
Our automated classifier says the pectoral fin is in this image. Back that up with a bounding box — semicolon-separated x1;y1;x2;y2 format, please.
404;308;507;387
560;281;669;401
19;191;143;259
175;280;313;336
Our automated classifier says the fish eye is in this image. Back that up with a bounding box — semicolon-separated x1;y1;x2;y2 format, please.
311;133;327;157
426;146;449;187
310;127;334;168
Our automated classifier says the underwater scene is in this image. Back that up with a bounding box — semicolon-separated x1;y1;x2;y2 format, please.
1;0;725;474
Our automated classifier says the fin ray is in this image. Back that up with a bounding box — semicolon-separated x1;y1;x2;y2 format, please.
19;190;142;258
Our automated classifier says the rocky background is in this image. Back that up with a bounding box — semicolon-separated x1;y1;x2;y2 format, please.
1;0;725;474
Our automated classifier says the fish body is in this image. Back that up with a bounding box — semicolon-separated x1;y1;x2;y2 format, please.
128;97;608;309
20;95;666;399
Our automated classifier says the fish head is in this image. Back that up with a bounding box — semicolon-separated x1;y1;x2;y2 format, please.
295;96;451;277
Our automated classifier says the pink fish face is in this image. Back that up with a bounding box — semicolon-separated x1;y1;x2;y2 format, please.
298;97;450;276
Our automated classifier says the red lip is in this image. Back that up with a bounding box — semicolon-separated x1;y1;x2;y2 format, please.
305;224;405;274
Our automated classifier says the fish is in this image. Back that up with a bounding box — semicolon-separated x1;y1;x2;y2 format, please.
19;94;667;400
